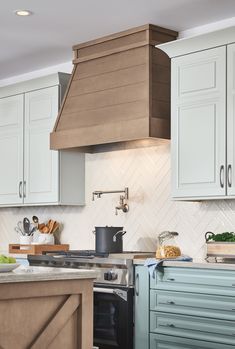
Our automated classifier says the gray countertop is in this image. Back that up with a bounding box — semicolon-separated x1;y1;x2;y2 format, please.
0;265;98;284
134;258;235;271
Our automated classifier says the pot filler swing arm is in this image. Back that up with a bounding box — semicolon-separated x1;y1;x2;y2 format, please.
92;187;129;215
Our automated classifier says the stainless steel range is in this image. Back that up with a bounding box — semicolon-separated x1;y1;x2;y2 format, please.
28;250;152;349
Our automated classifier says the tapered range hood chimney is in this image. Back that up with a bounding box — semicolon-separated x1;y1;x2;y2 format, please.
50;24;178;152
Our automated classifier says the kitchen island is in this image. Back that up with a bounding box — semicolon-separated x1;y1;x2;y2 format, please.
0;266;97;349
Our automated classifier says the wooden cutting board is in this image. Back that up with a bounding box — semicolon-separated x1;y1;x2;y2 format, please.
9;244;69;255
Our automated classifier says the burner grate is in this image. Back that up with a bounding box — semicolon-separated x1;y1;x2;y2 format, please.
42;249;109;258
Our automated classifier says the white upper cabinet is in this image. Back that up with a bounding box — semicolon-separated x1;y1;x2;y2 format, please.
24;86;59;204
227;43;235;196
157;27;235;200
0;95;24;204
0;73;85;207
171;47;226;198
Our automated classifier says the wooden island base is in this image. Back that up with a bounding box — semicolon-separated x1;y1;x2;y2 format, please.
0;277;94;349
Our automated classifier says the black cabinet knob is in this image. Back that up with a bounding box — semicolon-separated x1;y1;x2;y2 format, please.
104;271;117;281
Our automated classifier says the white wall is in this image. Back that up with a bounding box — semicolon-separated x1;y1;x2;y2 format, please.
1;143;235;259
0;18;235;258
179;16;235;38
0;62;73;87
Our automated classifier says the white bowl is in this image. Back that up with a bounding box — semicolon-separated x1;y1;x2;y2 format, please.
0;263;20;273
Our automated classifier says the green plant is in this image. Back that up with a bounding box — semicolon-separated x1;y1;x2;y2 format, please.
207;232;235;242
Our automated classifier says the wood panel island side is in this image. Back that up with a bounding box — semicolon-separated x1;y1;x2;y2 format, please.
0;266;97;349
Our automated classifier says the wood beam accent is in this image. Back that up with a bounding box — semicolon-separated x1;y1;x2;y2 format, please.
30;295;80;349
72;41;148;64
0;279;94;349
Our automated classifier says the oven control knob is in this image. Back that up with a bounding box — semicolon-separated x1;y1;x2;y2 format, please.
104;271;117;281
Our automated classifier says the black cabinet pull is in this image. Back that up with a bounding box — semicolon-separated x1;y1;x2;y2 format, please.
220;165;224;188
19;181;23;198
228;164;232;188
135;273;139;296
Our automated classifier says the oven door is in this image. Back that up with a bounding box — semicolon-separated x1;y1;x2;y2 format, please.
93;285;133;349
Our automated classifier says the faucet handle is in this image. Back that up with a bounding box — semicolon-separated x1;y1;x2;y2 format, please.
122;203;129;213
119;195;124;204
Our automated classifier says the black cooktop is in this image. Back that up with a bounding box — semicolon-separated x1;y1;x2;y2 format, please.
41;250;146;259
42;250;109;258
28;250;152;268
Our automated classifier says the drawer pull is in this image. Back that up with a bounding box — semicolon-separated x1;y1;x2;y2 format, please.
166;278;175;282
159;323;176;328
161;323;175;328
166;301;175;305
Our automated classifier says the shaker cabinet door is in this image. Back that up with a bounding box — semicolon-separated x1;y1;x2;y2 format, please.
150;334;234;349
0;95;24;205
171;47;226;198
227;43;235;196
134;266;149;349
24;86;59;204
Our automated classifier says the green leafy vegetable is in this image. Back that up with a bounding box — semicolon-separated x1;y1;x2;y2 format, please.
0;255;16;264
207;232;235;242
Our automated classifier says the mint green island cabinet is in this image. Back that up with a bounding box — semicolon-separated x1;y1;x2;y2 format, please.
134;265;149;349
134;263;235;349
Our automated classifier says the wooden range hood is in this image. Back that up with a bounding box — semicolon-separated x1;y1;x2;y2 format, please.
50;24;178;152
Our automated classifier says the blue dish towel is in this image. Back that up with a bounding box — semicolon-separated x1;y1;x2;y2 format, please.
144;255;193;278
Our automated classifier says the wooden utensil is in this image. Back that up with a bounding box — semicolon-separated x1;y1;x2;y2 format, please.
38;223;45;233
38;220;60;234
52;222;60;234
42;226;49;234
48;220;55;234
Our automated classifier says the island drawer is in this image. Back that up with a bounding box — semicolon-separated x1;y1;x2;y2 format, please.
150;290;235;320
150;333;235;349
150;312;235;346
150;267;235;296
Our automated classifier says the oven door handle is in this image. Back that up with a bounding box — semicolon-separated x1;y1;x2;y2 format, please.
94;287;115;294
94;287;128;301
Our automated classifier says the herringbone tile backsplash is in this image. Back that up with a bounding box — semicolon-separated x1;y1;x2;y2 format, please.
1;142;235;259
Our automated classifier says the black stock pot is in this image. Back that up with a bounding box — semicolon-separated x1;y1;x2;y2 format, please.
93;226;126;253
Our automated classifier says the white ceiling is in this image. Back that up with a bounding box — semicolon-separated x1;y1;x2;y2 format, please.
1;0;235;80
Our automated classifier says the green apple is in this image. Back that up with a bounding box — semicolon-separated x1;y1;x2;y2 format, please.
0;255;16;264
